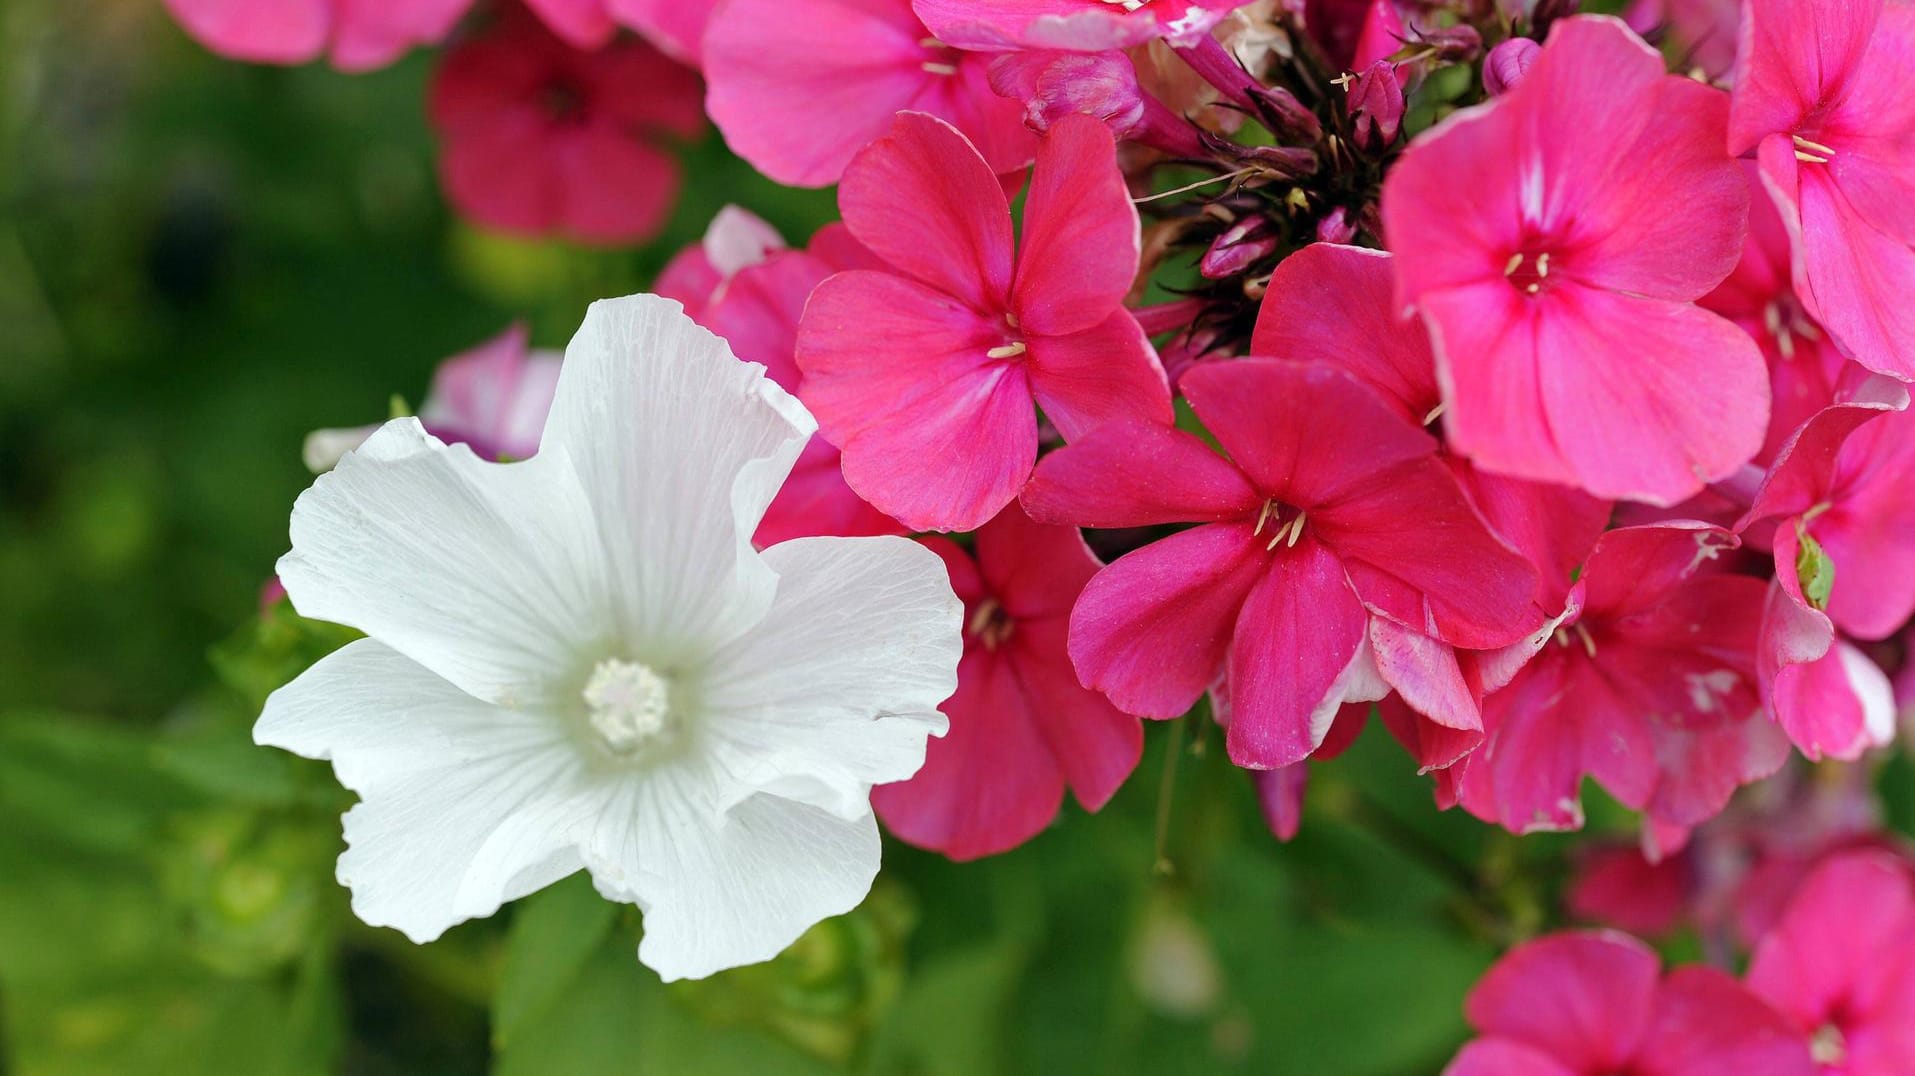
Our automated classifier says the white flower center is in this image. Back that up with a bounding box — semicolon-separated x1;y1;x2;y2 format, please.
582;658;675;753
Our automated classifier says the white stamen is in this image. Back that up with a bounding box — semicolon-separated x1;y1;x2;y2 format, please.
583;659;674;753
987;341;1028;359
921;61;958;76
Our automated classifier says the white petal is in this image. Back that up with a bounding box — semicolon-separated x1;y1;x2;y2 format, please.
581;768;881;982
539;294;816;664
1836;641;1896;750
278;419;614;706
699;536;961;819
258;639;600;942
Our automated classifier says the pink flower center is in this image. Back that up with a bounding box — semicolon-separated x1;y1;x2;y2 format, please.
1810;1022;1848;1066
539;80;589;123
1253;498;1307;551
919;37;958;77
1764;295;1825;360
986;313;1028;362
967;598;1015;650
1503;249;1556;297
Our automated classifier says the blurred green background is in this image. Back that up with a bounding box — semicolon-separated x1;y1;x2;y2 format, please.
0;2;1695;1072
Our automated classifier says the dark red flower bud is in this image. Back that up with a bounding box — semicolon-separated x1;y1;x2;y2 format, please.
1248;85;1322;144
1346;60;1404;153
1200;217;1280;279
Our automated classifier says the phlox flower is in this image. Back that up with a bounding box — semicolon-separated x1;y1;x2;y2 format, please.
161;0;470;70
1299;0;1408;71
1747;851;1915;1073
303;324;561;472
1740;378;1912;760
256;295;961;981
704;0;1036;187
1383;15;1767;505
873;504;1142;860
657;207;905;545
796;111;1171;532
1730;0;1915;382
1446;522;1789;835
428;6;702;244
1445;931;1814;1075
518;0;717;61
1021;358;1539;770
912;0;1244;51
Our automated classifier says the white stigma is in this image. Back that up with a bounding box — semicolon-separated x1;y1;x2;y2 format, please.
583;659;674;754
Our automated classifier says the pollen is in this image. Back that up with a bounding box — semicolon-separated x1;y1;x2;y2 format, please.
583;658;675;754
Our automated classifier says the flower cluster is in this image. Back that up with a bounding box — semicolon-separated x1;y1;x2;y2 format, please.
184;0;1915;1010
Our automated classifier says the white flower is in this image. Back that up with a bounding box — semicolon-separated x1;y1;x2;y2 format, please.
258;294;961;981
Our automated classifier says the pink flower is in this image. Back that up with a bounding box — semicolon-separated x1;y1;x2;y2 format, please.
796;111;1171;532
1747;851;1915;1074
873;504;1142;859
1729;0;1915;383
162;0;470;70
1448;522;1789;834
1299;0;1407;71
1565;844;1693;939
1740;380;1911;759
427;7;702;244
704;0;1036;187
912;0;1244;51
1021;358;1539;770
657;208;906;545
302;325;561;471
518;0;716;62
1383;15;1766;505
1446;931;1814;1075
1624;0;1740;79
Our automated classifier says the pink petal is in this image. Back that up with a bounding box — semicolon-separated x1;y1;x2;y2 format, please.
1023;312;1172;440
520;0;616;49
1012;114;1139;336
1455;463;1611;609
838;112;1015;315
1251;243;1441;422
549;124;681;244
1068;522;1268;719
1818;406;1915;639
1739;379;1908;530
1020;420;1260;528
796;270;1033;532
1252;765;1309;842
913;0;1236;50
755;438;905;546
1010;615;1144;810
1464;931;1660;1071
330;0;473;71
1565;844;1691;938
1225;536;1374;769
1368;618;1480;733
163;0;330;65
1376;695;1483;773
1443;1038;1579;1076
1636;966;1816;1076
607;0;717;64
973;499;1097;620
1786;152;1915;382
1727;0;1880;155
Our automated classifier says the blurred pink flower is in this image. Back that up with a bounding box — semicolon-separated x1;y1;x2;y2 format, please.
704;0;1036;187
162;0;471;70
1383;16;1765;505
427;6;702;244
912;0;1244;50
519;0;716;61
796;111;1170;532
874;504;1142;859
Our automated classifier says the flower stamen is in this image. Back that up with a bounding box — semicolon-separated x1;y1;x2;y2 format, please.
583;658;675;754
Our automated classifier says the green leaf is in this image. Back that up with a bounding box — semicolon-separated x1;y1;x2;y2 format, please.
869;945;1024;1076
492;873;617;1049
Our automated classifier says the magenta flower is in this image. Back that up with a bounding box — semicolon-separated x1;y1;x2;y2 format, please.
519;0;716;61
427;7;702;244
1747;851;1915;1074
1447;522;1789;835
796;111;1171;532
162;0;470;70
1021;359;1538;770
1301;0;1408;71
873;504;1141;860
658;208;906;546
1729;0;1915;383
704;0;1035;187
1446;931;1814;1075
1382;15;1766;505
912;0;1244;51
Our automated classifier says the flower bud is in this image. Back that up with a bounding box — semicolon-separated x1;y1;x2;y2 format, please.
1248;84;1321;144
1422;24;1483;64
1346;60;1404;153
1200;217;1280;279
1316;207;1357;244
1483;38;1540;96
988;50;1145;137
1198;130;1319;178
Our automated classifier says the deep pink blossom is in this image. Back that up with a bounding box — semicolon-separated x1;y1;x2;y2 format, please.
1566;845;1693;939
1446;931;1814;1075
658;208;905;545
1747;851;1915;1074
162;0;470;70
1448;522;1788;834
1383;15;1765;505
1301;0;1407;71
1021;358;1539;770
1739;380;1910;759
1729;0;1915;382
1625;0;1740;79
796;111;1171;532
704;0;1036;187
427;7;702;244
873;504;1142;859
913;0;1244;51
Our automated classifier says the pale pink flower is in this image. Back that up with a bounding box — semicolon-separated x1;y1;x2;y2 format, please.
162;0;470;70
